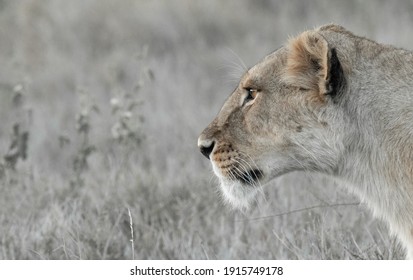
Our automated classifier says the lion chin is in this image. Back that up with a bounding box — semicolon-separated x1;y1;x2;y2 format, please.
217;178;259;211
211;162;260;211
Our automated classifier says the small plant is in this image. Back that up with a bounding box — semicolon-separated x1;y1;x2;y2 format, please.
1;84;30;173
3;123;29;169
110;47;153;147
110;93;144;146
71;90;99;187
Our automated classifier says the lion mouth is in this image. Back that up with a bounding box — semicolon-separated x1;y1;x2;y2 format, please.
234;169;263;185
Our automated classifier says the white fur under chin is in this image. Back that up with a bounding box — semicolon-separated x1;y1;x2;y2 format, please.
219;179;258;211
211;162;258;211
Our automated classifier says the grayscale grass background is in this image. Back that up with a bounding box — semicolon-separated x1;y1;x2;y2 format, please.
0;0;411;259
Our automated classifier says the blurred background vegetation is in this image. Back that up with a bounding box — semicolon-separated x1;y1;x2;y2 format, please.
1;0;412;259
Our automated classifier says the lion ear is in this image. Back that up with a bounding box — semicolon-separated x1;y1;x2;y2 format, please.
284;31;343;97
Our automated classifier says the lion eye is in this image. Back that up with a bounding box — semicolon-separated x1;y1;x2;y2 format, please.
243;88;258;106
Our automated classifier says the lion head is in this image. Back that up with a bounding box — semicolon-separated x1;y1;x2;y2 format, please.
198;25;350;209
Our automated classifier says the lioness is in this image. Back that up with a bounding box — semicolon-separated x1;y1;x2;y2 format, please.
198;24;413;259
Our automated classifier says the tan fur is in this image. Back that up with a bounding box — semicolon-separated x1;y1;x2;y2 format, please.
198;24;413;259
285;31;330;95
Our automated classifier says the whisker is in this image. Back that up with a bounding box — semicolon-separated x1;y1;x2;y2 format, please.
234;157;262;191
237;153;264;184
287;153;312;173
236;153;266;201
217;47;248;86
293;141;323;168
224;47;248;71
238;151;262;174
236;158;260;186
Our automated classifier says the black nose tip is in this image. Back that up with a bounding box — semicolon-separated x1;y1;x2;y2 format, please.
199;141;215;159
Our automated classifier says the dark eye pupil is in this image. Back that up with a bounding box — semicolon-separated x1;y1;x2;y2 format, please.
245;89;257;101
246;89;257;101
246;90;254;101
243;88;258;106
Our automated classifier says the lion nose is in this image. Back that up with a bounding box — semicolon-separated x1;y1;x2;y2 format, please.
198;138;215;160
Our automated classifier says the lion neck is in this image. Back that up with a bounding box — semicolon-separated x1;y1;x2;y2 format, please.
334;42;413;225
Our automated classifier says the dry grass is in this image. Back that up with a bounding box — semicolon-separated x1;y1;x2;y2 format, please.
0;0;411;259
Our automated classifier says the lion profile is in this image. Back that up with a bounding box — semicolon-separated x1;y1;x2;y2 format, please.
198;24;413;259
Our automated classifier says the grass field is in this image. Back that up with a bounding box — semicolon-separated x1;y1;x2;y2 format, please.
1;0;411;259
